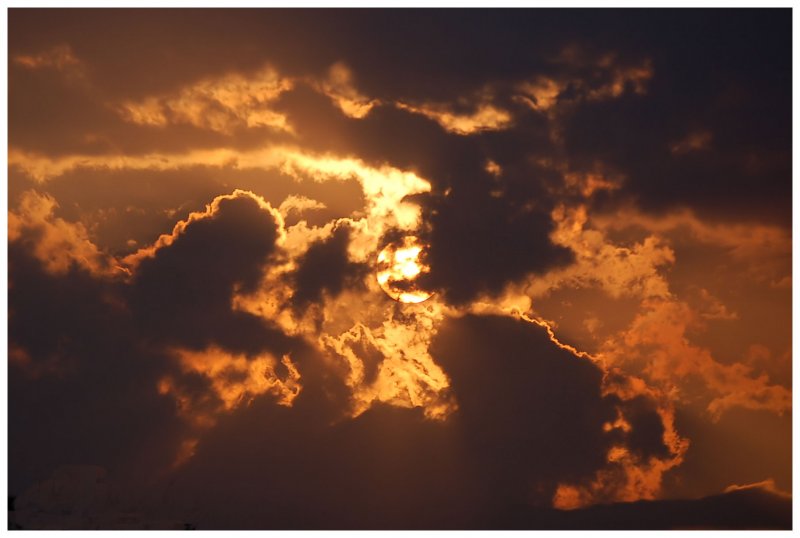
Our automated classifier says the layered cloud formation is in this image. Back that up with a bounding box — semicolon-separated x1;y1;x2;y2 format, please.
8;8;791;529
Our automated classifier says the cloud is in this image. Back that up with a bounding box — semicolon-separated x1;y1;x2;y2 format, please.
277;194;326;219
12;44;82;72
723;478;789;497
558;36;790;226
9;188;340;495
457;296;688;509
597;298;791;420
670;130;713;154
432;314;675;506
116;65;294;134
9;190;120;277
132;311;683;528
233;257;456;421
487;200;790;424
395;99;513;135
9;147;283;183
7;9;791;529
693;287;738;321
8;146;430;243
514;48;653;113
8;243;190;497
500;486;790;529
313;62;380;118
590;206;791;285
158;346;301;429
124;190;294;356
523;204;675;300
288;224;367;311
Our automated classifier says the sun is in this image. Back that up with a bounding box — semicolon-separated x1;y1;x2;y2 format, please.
376;236;434;304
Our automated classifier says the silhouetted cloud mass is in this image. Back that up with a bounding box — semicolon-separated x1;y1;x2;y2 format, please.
8;7;791;530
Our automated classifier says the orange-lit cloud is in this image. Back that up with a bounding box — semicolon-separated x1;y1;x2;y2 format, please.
724;478;790;497
9;146;278;182
515;50;653;113
553;440;686;509
7;11;793;529
9;190;120;277
122;188;286;270
275;149;432;245
158;346;301;466
160;347;301;420
597;298;791;420
552;375;689;509
233;265;455;421
117;65;294;133
460;289;688;507
670;130;713;154
591;206;791;286
535;157;625;198
395;99;512;135
277;194;327;218
313;62;380;119
525;204;675;300
12;44;82;72
320;296;455;420
490;202;790;423
10;146;430;244
57;144;449;423
694;287;738;321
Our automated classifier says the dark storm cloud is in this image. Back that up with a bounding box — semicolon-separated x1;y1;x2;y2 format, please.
8;245;188;496
157;313;672;529
7;189;336;498
13;9;788;299
289;224;368;311
558;10;791;225
10;9;556;101
164;400;473;529
432;315;670;502
617;395;671;461
273;85;494;180
275;85;571;304
10;8;791;228
127;192;294;355
7;7;792;531
418;183;573;304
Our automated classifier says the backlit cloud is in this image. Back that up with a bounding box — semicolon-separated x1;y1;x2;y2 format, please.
117;65;294;133
8;8;791;530
395;99;513;135
9;190;118;277
13;43;82;72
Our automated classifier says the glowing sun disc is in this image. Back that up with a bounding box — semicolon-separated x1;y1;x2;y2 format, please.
376;236;434;304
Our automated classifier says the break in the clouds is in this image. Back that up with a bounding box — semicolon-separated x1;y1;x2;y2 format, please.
7;8;792;530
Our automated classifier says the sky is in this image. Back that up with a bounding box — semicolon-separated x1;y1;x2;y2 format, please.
6;8;793;530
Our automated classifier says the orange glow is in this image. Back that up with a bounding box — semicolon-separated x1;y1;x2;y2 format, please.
395;100;512;135
158;347;302;435
116;65;294;134
12;43;81;71
376;236;434;303
318;295;455;420
7;12;793;527
8;190;121;278
314;62;380;118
